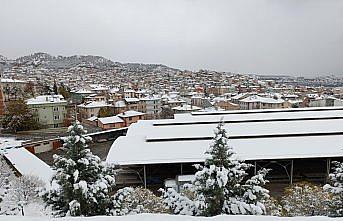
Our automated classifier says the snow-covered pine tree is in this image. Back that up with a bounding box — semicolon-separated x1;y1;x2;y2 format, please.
193;121;254;216
162;121;270;216
160;187;197;215
324;161;343;217
43;121;116;217
241;168;270;215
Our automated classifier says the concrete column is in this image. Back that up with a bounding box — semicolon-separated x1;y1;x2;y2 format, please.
143;165;147;189
290;160;294;184
326;158;331;183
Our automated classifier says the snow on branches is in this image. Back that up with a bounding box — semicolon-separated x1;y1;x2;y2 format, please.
161;121;270;217
324;161;343;217
43;121;116;217
112;187;168;216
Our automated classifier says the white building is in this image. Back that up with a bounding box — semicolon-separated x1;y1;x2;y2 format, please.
106;106;343;189
26;95;67;128
140;96;162;118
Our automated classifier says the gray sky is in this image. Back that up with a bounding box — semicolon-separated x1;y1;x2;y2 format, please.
1;0;343;76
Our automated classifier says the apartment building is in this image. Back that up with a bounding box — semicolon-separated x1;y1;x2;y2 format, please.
238;95;288;110
139;97;161;119
26;95;67;128
77;101;113;119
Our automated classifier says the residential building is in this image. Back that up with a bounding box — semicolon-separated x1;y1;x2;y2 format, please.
77;101;113;119
98;116;125;129
172;104;202;114
309;96;343;107
26;95;67;128
70;89;93;104
114;100;127;114
124;98;140;111
117;110;145;127
213;99;239;110
238;95;288;110
139;97;161;119
1;78;28;101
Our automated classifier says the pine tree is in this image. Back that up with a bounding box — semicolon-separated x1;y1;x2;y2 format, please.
53;80;58;95
324;161;343;217
242;168;270;215
193;121;254;216
161;121;270;216
43;121;116;217
1;100;41;133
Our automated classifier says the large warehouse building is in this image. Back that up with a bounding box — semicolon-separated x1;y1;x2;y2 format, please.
106;107;343;194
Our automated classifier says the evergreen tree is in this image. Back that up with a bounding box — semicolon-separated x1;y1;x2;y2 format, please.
43;121;116;217
1;100;41;132
161;122;270;216
98;107;113;118
53;80;58;95
324;161;343;217
58;84;71;99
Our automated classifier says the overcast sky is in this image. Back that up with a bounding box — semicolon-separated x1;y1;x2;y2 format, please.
0;0;342;76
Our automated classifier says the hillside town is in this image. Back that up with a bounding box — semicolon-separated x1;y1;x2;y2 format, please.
1;0;343;218
1;53;343;132
1;51;343;219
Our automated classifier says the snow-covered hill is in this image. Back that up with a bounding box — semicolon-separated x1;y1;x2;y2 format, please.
2;52;178;72
0;214;340;221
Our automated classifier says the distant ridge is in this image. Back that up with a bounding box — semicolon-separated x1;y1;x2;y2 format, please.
0;52;180;72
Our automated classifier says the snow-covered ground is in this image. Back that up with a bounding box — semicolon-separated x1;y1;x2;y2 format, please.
0;137;23;151
0;214;342;221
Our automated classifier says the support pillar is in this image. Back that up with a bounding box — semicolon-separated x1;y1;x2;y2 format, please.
143;165;147;189
254;161;257;175
290;160;294;185
326;158;331;183
180;163;183;175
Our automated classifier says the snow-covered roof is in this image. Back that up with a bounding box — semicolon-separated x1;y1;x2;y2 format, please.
4;148;53;186
168;99;186;104
124;98;140;103
26;95;67;105
172;104;202;111
86;116;98;122
110;88;120;93
240;95;285;104
78;101;112;108
140;96;161;101
0;137;23;150
124;89;136;93
98;116;124;124
117;111;145;118
231;93;247;100
72;89;93;94
1;78;26;83
114;100;126;108
106;107;343;166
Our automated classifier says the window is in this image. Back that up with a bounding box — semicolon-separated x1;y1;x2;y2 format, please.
53;107;59;111
54;115;60;120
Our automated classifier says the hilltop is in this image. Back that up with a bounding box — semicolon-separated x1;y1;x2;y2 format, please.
0;52;179;73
